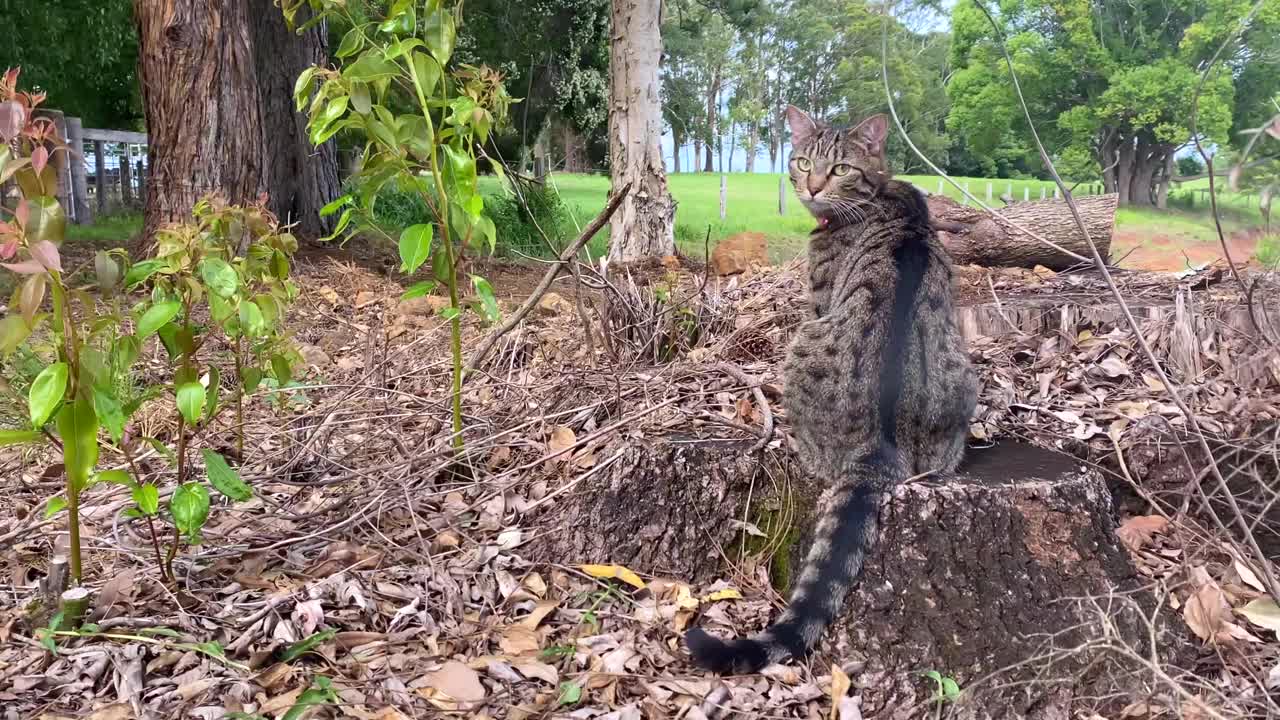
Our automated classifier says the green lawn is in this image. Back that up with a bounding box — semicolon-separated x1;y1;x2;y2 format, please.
520;172;1102;259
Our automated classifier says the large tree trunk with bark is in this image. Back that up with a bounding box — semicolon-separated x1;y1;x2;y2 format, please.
527;438;1181;718
248;0;339;238
135;0;340;243
561;123;590;173
928;193;1117;270
135;0;263;240
607;0;676;261
671;129;682;174
703;67;720;173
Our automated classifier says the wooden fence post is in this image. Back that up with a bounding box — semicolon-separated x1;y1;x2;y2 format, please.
1040;187;1046;200
986;182;992;202
136;159;145;206
93;141;106;214
778;176;786;215
1053;186;1060;200
963;181;969;205
65;117;92;225
121;143;133;206
937;178;943;195
1024;187;1029;202
719;174;727;220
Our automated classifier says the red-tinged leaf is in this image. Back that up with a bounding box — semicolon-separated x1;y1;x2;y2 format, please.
1;259;45;274
18;272;45;325
28;240;60;272
30;145;48;175
0;100;23;141
1267;115;1280;141
0;238;16;260
15;198;28;228
2;67;18;90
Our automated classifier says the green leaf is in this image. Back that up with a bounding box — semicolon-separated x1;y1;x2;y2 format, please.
422;8;456;65
195;641;226;660
137;301;181;338
271;354;293;386
557;681;582;706
171;483;211;542
239;301;266;337
350;83;371;114
55;395;98;492
202;449;251;502
923;670;942;684
124;259;165;289
293;67;319;111
199;257;238;299
243;367;263;394
335;27;363;58
96;469;134;487
132;483;160;516
112;335;141;372
319;194;351;218
400;280;438;301
43;497;67;519
344;53;399;82
176;381;204;425
443;144;476;190
0;429;44;445
145;437;178;465
398;224;433;274
0;315;32;354
432;245;451;284
411;51;442;97
205;367;221;422
474;215;496;253
282;680;339;720
470;275;500;325
941;677;961;701
29;362;68;428
94;251;121;294
92;388;126;444
155;322;183;360
26;196;66;246
439;306;460;321
279;629;336;663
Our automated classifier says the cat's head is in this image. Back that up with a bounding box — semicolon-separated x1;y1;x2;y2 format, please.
786;106;890;225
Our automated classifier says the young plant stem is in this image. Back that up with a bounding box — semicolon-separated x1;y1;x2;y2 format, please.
47;275;83;583
120;442;169;580
405;51;465;448
234;336;245;459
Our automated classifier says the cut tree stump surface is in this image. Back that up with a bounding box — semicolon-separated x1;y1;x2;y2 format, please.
528;438;1181;719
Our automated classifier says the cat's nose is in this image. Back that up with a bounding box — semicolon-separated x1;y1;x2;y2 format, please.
806;173;827;196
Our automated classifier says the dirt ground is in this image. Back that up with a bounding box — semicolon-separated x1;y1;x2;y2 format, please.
1110;226;1264;272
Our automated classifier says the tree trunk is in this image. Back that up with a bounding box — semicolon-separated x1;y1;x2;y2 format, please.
928;193;1117;270
607;0;676;261
248;0;339;239
562;123;589;173
136;0;262;238
671;128;682;174
1114;135;1134;206
693;138;702;172
527;438;1179;719
746;122;757;173
703;67;720;173
1129;144;1159;207
1155;147;1174;210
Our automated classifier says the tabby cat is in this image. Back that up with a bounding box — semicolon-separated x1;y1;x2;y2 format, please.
685;107;978;674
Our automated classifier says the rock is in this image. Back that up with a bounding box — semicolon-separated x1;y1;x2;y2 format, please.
710;232;768;276
297;344;331;368
536;292;576;317
354;290;379;308
398;295;451;317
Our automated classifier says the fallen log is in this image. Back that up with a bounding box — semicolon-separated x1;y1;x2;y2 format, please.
527;438;1186;718
929;193;1117;271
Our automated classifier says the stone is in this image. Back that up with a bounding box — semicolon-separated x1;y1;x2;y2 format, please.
297;344;331;368
710;232;768;276
536;292;576;317
398;295;451;317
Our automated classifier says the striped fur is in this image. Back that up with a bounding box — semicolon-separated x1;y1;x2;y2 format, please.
686;108;978;675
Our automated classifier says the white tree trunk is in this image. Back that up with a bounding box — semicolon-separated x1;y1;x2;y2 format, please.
608;0;676;261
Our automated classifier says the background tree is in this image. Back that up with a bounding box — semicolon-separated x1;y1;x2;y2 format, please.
0;0;141;128
947;0;1279;206
608;0;675;259
135;0;339;239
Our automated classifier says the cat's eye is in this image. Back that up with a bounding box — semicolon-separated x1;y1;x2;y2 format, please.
795;157;812;172
832;164;853;177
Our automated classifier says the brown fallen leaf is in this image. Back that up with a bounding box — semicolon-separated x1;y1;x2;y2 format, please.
547;426;576;455
260;687;303;718
499;625;541;657
519;598;560;630
90;569;136;621
422;660;486;703
1116;515;1169;552
335;631;385;650
1184;580;1229;643
255;662;295;691
514;660;559;685
85;705;133;720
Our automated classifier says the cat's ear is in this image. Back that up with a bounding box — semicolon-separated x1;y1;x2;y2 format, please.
786;105;817;147
853;114;889;156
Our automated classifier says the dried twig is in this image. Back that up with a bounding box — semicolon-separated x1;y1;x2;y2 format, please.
465;183;631;373
714;362;775;453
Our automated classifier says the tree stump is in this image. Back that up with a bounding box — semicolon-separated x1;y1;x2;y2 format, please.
928;194;1117;270
527;438;1182;718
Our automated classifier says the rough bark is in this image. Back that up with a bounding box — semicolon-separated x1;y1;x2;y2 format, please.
607;0;676;261
248;0;339;239
703;66;720;173
1114;135;1134;206
928;193;1117;270
135;0;264;240
671;129;682;174
562;123;590;173
745;122;757;173
527;438;1181;718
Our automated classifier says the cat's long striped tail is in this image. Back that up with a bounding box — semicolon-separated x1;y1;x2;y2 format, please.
685;460;894;674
